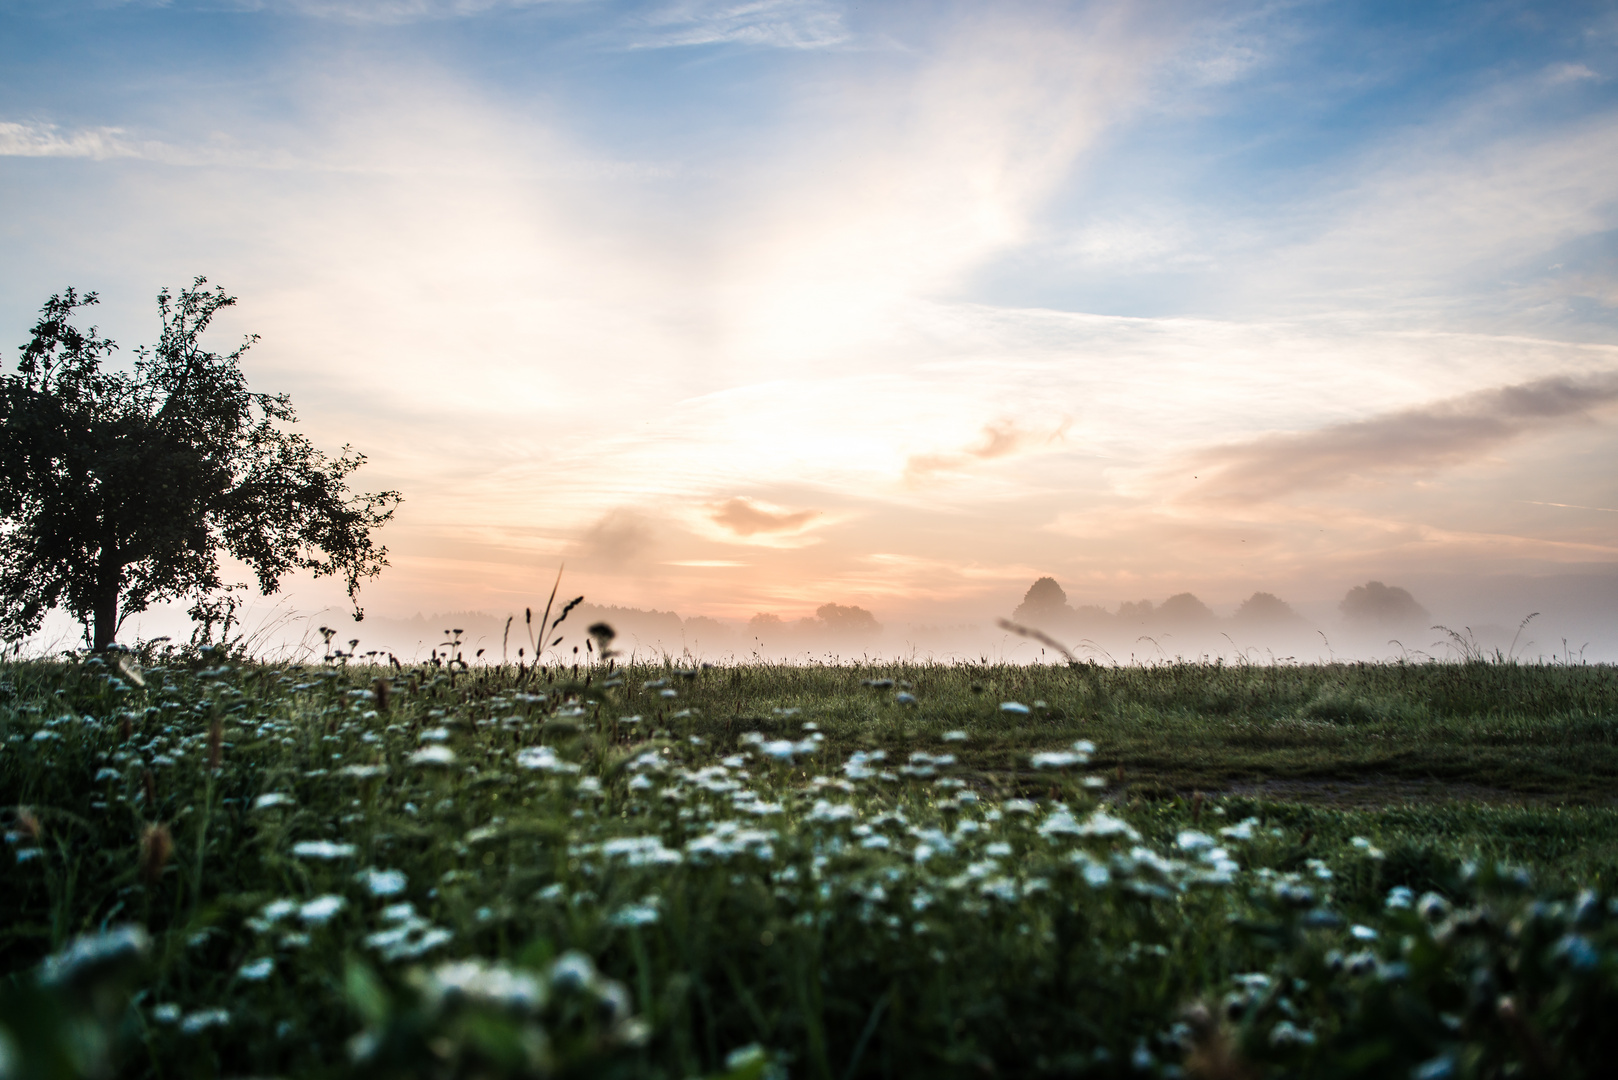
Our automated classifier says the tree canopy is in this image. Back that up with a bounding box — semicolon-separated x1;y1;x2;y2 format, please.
0;280;401;650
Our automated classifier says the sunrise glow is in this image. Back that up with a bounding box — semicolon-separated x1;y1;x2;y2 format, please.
5;0;1617;657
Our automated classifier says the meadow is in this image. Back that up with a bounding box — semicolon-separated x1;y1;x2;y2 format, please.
4;647;1618;1079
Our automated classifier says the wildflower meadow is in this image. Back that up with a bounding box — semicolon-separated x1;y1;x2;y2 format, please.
5;644;1618;1078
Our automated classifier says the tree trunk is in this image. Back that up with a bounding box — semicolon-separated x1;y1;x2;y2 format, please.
93;551;121;651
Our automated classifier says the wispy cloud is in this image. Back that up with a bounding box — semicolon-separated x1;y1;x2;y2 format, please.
711;497;818;536
143;0;581;23
1184;373;1618;503
627;0;848;49
0;121;142;159
904;418;1068;480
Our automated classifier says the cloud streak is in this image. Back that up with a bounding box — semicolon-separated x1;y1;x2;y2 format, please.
0;121;142;159
1186;373;1618;503
904;418;1068;480
711;497;818;536
627;0;849;49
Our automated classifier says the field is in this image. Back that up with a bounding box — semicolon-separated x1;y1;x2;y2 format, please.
5;650;1618;1079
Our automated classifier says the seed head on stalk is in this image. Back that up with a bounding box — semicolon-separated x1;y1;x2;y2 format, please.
140;822;172;884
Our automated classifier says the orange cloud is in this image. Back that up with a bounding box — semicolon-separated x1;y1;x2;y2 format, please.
711;497;819;536
905;418;1069;480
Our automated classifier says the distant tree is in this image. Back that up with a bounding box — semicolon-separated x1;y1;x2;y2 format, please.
812;603;882;638
1340;581;1428;626
1116;599;1155;622
1013;577;1070;624
748;612;784;634
1157;593;1216;625
0;281;401;650
1233;591;1306;626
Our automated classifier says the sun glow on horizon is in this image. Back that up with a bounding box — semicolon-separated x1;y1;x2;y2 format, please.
4;0;1618;653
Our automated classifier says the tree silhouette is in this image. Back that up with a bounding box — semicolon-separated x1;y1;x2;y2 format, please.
1233;591;1306;626
1013;577;1070;623
1340;581;1428;627
811;603;881;639
0;281;401;650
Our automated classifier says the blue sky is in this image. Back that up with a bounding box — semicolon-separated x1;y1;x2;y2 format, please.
4;0;1618;643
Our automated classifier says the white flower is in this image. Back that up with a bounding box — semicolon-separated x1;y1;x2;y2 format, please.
292;841;356;860
999;702;1031;715
1038;807;1083;837
515;746;581;773
357;867;407;897
758;738;817;761
609;902;660;927
38;925;151;986
1177;830;1216;852
1071;851;1112;887
1219;817;1260;841
237;957;275;981
806;799;856;823
1002;799;1037;815
600;836;682;867
941;730;968;742
427;960;546;1011
408;746;457;767
252;793;295;811
1030;751;1085;769
180;1008;230;1034
1075;811;1141;841
299;895;347;926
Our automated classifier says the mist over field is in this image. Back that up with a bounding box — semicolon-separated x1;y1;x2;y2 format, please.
114;567;1603;666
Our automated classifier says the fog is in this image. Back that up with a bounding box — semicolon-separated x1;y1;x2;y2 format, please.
38;567;1605;667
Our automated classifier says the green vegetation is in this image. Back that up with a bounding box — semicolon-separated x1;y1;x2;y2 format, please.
4;651;1618;1078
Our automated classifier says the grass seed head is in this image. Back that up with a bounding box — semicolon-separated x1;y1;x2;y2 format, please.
12;805;41;843
140;822;173;884
1181;1002;1255;1080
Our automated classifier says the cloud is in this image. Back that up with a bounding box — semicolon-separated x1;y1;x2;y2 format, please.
144;0;579;23
0;121;142;159
574;509;657;566
1545;62;1600;85
627;0;849;49
904;418;1068;479
1186;373;1618;503
711;497;818;536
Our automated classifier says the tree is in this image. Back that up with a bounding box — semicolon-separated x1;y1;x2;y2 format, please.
1013;577;1070;625
0;280;401;650
811;603;881;639
1340;581;1428;627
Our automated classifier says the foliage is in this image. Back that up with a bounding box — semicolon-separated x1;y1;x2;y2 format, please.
3;655;1618;1078
0;282;400;650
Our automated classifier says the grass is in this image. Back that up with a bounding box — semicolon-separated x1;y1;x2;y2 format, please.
4;650;1618;1078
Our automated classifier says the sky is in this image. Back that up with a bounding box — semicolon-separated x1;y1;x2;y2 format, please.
4;0;1618;655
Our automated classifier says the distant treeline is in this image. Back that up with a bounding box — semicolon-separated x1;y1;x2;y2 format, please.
1010;577;1430;637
